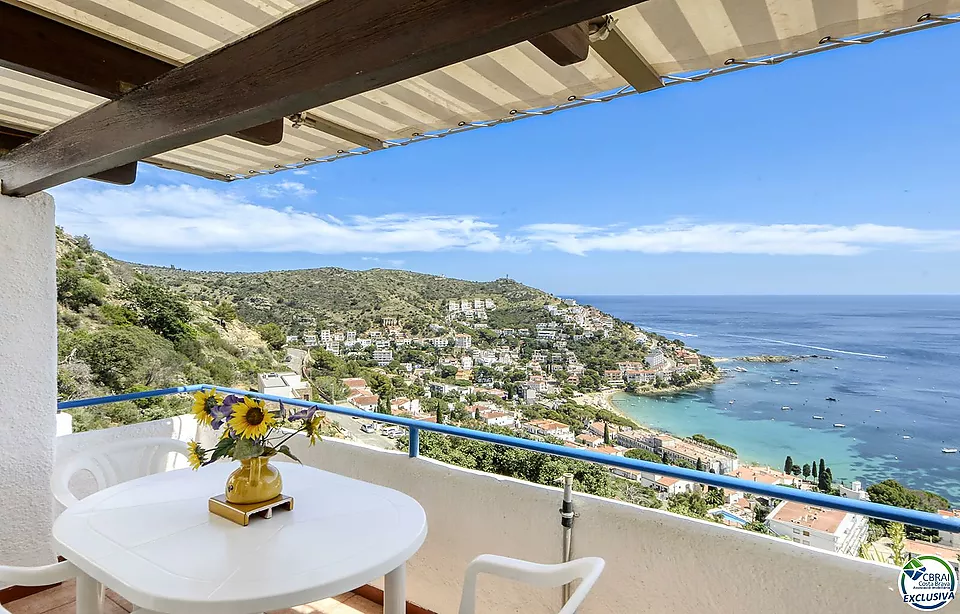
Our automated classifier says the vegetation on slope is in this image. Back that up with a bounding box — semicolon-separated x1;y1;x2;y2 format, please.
137;265;554;334
55;230;277;431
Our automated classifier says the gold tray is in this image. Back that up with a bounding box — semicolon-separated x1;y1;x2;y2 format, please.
208;494;294;526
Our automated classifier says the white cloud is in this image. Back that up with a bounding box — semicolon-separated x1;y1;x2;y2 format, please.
54;184;515;254
258;180;316;198
521;222;960;256
52;182;960;258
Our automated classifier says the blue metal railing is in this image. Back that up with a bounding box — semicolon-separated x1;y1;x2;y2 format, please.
59;384;960;534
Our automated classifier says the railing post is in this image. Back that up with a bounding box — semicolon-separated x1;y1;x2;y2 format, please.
408;426;420;458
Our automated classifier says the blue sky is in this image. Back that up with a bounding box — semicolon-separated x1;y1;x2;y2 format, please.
53;24;960;295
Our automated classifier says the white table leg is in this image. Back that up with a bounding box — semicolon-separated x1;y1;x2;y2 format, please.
76;572;100;614
383;563;406;614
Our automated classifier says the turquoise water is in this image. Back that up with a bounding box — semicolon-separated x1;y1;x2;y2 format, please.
578;296;960;504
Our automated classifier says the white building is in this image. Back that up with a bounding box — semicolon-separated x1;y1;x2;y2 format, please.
320;329;331;342
766;501;868;556
345;331;357;342
476;408;515;428
257;372;311;400
522;419;573;441
431;337;449;348
838;481;869;501
646;350;666;368
938;510;960;548
454;333;472;349
390;397;422;414
373;349;393;366
645;475;698;497
303;334;318;347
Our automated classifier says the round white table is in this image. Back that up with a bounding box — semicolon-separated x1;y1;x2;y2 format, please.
52;463;427;614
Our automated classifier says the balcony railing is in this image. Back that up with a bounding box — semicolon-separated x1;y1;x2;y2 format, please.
59;383;960;534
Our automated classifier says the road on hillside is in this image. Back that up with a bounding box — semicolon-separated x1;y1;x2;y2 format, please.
283;346;396;450
284;348;309;376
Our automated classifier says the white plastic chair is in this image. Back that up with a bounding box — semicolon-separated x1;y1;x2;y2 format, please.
52;438;189;507
458;555;605;614
0;561;80;614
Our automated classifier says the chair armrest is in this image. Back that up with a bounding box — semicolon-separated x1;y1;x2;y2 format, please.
0;561;78;586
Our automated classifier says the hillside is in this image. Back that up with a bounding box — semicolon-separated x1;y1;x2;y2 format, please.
55;230;278;431
136;265;557;335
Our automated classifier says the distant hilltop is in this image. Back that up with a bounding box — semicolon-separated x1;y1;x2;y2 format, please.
135;264;561;334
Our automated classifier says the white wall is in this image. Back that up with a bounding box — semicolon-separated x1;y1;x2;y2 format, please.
53;420;955;613
0;191;57;567
283;434;927;614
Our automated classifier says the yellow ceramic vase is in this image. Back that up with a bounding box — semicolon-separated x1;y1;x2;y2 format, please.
225;456;283;504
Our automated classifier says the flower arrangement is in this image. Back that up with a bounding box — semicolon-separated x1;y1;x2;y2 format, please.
186;388;322;470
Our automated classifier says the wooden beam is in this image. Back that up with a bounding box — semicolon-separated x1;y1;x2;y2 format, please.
291;113;384;150
0;124;137;184
0;2;282;146
0;0;647;196
530;22;590;66
589;17;663;93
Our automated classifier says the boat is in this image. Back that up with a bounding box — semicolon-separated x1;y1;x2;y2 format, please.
943;448;959;454
833;423;846;428
825;397;838;402
874;409;882;413
789;382;799;385
781;406;791;411
728;400;735;404
813;416;824;420
734;367;748;373
902;436;912;440
789;368;799;372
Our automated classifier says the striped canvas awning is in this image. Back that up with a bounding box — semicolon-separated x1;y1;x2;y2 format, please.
3;0;959;182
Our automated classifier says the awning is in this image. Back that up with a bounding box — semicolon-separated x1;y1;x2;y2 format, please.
2;0;958;186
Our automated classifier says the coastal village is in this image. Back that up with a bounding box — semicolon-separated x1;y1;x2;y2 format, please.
255;296;960;564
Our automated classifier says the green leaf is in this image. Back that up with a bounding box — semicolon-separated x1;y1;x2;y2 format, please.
276;444;302;464
233;438;265;460
207;437;236;464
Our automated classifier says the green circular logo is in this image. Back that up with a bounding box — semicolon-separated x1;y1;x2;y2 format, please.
899;555;956;611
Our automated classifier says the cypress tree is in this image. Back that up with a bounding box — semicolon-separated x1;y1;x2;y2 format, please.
784;455;794;474
818;465;833;492
696;457;704;472
811;461;818;479
819;458;826;477
802;463;811;479
603;422;611;445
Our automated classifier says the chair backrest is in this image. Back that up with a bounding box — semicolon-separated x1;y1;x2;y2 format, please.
458;554;605;614
52;437;190;508
0;561;78;614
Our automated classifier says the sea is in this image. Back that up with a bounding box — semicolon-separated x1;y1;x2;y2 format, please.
573;296;960;504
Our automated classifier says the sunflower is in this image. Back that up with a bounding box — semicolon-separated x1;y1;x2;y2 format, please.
303;415;323;446
186;440;207;470
192;388;223;426
228;397;276;440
